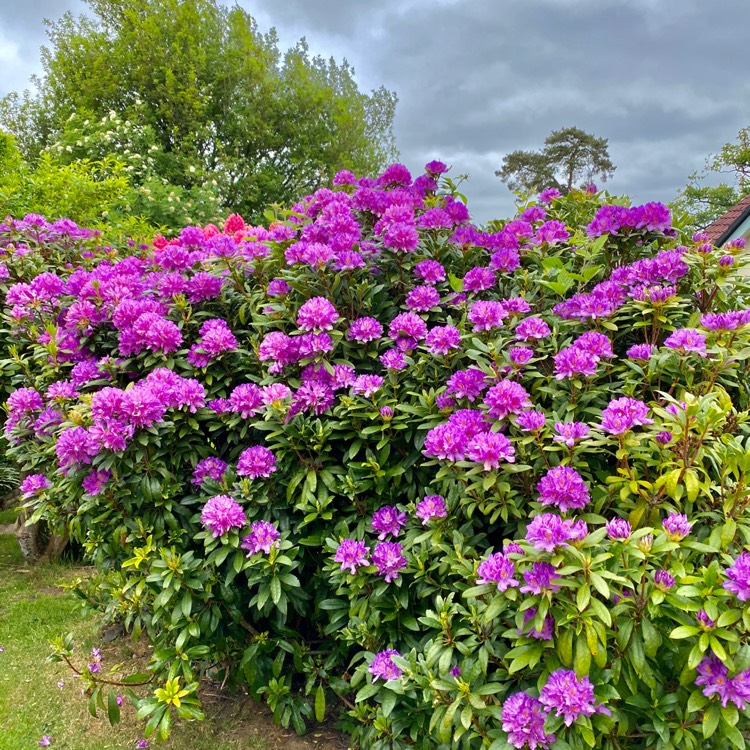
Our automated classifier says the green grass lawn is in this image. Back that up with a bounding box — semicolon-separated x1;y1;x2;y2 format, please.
0;528;348;750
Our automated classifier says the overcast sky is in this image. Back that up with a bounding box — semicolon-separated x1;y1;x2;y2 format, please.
1;0;747;223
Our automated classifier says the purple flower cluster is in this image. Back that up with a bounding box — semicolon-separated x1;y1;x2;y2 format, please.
201;495;246;537
526;513;575;552
468;300;506;331
236;446;277;479
554;331;613;380
484;381;532;420
415;495;447;525
297;297;339;332
241;520;280;555
696;656;750;709
501;692;554;749
552;421;590;447
663;328;707;357
187;319;237;368
476;552;518;591
372;541;408;582
600;397;653;435
515;317;551;342
372;506;407;539
587;202;672;237
536;466;590;511
539;669;610;726
663;512;691;541
348;316;383;343
20;474;51;498
724;551;750;600
368;649;403;681
445;368;488;402
334;539;370;574
425;325;461;356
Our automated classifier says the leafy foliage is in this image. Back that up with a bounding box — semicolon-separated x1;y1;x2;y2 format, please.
497;127;615;195
672;126;750;232
4;166;750;750
1;0;398;221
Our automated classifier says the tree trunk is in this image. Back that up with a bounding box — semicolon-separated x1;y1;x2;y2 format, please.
14;508;69;564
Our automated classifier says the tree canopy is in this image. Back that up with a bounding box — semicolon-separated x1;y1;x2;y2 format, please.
672;126;750;231
0;0;398;221
496;126;615;195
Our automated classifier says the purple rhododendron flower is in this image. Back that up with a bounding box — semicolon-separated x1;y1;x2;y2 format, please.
600;397;653;435
372;506;407;539
406;285;440;312
695;656;733;705
446;368;488;401
334;539;369;574
540;669;609;727
297;297;339;331
697;610;716;631
606;518;632;541
81;469;112;496
193;457;228;486
352;375;384;397
654;569;675;590
724;551;750;601
372;541;407;582
425;325;461;356
388;312;427;344
537;466;590;511
515;317;551;341
467;431;516;470
484;381;532;419
476;552;518;591
515;410;546;432
553;421;590;447
526;513;572;553
501;692;554;749
509;346;534;366
627;343;657;360
241;521;280;555
348;316;384;342
468;300;506;331
380;349;407;371
237;446;277;478
463;266;496;292
554;346;600;379
368;649;403;681
20;474;51;498
413;259;446;284
201;495;247;537
521;562;561;594
664;328;708;356
520;607;555;640
416;495;447;525
663;512;691;541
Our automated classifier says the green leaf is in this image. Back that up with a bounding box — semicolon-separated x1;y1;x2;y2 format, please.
703;702;721;739
380;689;397;718
314;684;326;722
575;632;591;676
670;625;700;639
270;577;281;605
107;690;121;725
356;682;380;703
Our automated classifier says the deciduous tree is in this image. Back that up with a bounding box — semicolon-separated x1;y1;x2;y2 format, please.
1;0;398;220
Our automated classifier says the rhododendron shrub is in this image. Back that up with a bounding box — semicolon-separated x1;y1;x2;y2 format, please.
6;173;750;749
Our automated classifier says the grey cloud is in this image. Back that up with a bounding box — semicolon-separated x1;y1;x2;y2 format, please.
3;0;749;223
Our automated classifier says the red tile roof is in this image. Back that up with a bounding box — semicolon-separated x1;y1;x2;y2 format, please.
704;194;750;244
